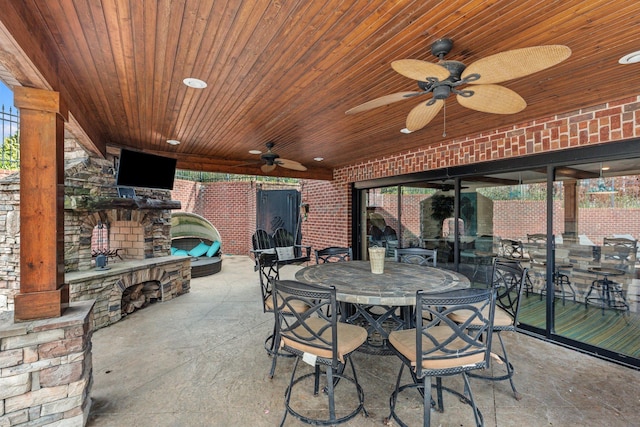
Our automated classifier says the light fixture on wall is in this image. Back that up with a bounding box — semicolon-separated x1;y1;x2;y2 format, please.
588;163;617;194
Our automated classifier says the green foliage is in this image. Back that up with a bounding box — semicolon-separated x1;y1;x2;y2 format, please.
0;131;19;169
175;169;299;184
430;194;454;222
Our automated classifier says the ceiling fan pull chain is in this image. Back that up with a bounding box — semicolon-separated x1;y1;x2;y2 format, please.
442;100;447;137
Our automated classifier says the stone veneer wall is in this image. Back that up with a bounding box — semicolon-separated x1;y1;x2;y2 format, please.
0;301;94;426
64;157;174;272
0;173;19;312
65;257;191;330
0;155;178;312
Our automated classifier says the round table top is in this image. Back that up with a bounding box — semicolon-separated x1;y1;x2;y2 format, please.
587;267;626;276
295;260;470;306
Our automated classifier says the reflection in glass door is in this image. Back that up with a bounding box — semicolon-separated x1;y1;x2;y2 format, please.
548;161;640;361
362;186;400;260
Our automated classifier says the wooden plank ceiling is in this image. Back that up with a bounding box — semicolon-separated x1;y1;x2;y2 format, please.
1;0;639;180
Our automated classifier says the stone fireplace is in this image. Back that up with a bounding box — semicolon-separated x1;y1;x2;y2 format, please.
60;155;190;330
64;156;179;271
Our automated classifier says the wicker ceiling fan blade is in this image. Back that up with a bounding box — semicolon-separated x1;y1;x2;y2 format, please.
461;45;571;84
276;158;307;171
261;163;277;173
345;91;422;114
391;59;451;82
457;84;526;114
406;99;444;131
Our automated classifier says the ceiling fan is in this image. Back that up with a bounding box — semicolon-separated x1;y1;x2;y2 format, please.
249;142;307;173
346;38;571;132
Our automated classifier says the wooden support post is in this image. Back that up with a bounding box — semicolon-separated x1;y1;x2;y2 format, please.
13;87;69;321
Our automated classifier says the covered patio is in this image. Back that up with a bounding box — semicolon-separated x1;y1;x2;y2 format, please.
86;256;640;426
0;1;640;425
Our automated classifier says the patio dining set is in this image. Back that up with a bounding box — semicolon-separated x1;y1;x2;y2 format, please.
253;243;528;427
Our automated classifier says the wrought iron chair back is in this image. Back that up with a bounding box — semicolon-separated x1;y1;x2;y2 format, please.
272;227;311;263
394;247;437;266
499;238;527;260
492;260;527;329
273;280;339;366
315;246;353;263
415;288;495;379
252;228;274;252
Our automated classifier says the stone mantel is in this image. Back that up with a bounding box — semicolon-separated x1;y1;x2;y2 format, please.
64;195;182;211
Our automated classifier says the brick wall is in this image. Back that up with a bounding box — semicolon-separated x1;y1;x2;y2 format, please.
172;180;300;256
336;96;640;182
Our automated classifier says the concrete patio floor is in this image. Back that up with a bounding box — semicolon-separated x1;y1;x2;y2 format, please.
87;255;640;426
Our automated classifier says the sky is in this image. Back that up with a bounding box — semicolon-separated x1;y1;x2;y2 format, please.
0;82;16;139
0;81;14;110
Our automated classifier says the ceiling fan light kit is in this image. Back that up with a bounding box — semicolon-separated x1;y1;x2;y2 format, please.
244;142;307;173
346;38;571;132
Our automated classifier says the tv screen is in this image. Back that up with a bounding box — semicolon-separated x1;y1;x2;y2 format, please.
116;149;177;190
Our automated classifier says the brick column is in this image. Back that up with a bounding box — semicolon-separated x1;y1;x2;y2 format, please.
13;87;69;321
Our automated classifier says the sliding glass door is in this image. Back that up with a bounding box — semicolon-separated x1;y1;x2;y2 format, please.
353;142;640;367
547;160;640;360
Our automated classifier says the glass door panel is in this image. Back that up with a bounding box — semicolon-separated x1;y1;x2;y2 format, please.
552;160;640;360
400;182;455;269
362;186;399;260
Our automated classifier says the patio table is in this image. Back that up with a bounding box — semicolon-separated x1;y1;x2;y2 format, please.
295;260;470;354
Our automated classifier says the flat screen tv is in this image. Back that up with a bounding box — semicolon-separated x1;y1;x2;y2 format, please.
116;149;177;190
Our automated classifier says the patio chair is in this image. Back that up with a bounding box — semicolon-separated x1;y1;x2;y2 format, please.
314;246;353;263
386;287;495;427
251;228;275;270
256;252;307;379
451;259;528;400
530;249;576;305
585;237;635;314
460;234;495;283
395;247;437;266
273;279;368;426
272;227;311;265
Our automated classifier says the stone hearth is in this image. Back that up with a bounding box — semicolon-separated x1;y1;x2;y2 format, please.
65;256;191;330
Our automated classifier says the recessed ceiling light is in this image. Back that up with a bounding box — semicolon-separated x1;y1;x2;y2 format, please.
601;166;610;171
400;128;412;134
249;149;262;155
167;139;180;145
313;157;324;162
183;78;208;88
619;50;640;64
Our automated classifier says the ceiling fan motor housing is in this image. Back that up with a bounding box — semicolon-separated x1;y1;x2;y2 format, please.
261;152;279;164
431;38;453;58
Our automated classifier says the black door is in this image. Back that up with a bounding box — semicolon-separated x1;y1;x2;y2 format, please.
256;189;301;243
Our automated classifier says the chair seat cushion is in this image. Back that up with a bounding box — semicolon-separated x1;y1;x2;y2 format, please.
447;303;514;328
388;326;485;370
264;295;309;314
281;317;367;363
